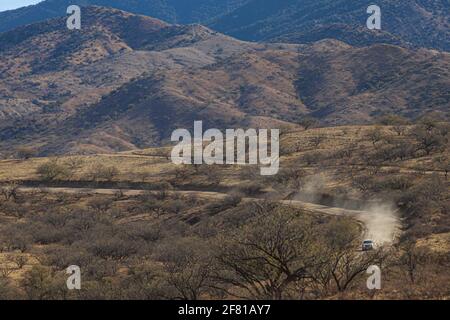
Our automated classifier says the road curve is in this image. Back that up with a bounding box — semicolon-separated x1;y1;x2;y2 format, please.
18;186;401;244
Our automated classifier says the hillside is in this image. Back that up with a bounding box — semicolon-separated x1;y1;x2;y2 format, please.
0;0;249;33
210;0;450;51
0;123;448;299
0;6;449;155
1;0;448;52
296;40;450;124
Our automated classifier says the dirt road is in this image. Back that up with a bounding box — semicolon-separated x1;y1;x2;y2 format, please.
18;186;401;244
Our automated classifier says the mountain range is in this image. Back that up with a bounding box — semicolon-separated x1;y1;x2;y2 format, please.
211;0;450;51
0;0;448;51
0;6;448;155
0;0;248;32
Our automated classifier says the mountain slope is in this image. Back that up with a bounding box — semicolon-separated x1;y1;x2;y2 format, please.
0;6;448;156
1;0;448;52
296;40;450;124
0;0;249;33
0;6;303;154
210;0;450;51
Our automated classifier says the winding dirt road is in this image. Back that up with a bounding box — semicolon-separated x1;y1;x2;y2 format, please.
18;186;401;244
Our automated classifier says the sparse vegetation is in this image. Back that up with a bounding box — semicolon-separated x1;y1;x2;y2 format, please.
0;1;448;302
16;147;37;160
88;163;120;182
36;159;72;181
0;122;447;300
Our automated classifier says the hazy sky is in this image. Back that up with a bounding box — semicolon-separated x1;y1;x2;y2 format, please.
0;0;44;12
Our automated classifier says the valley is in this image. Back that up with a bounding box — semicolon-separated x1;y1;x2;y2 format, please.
0;1;448;302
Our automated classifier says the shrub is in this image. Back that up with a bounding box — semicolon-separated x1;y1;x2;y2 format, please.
205;195;242;216
65;157;84;170
237;182;265;196
89;163;119;182
87;237;139;260
0;182;20;201
87;197;114;213
303;151;327;165
378;114;410;126
413;127;445;155
36;159;71;181
297;116;319;130
21;266;67;300
367;127;383;145
163;200;186;215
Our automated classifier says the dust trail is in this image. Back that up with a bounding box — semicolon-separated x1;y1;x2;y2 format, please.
292;173;326;203
289;173;401;244
19;185;402;244
356;203;400;245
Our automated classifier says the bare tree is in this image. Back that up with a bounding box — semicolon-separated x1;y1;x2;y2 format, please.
393;125;407;136
352;175;372;193
0;182;20;201
397;242;430;284
312;219;389;294
215;206;319;299
88;163;119;182
158;237;215;300
368;127;383;146
87;197;113;213
298;117;319;131
433;155;450;178
413;127;445;155
311;135;325;148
